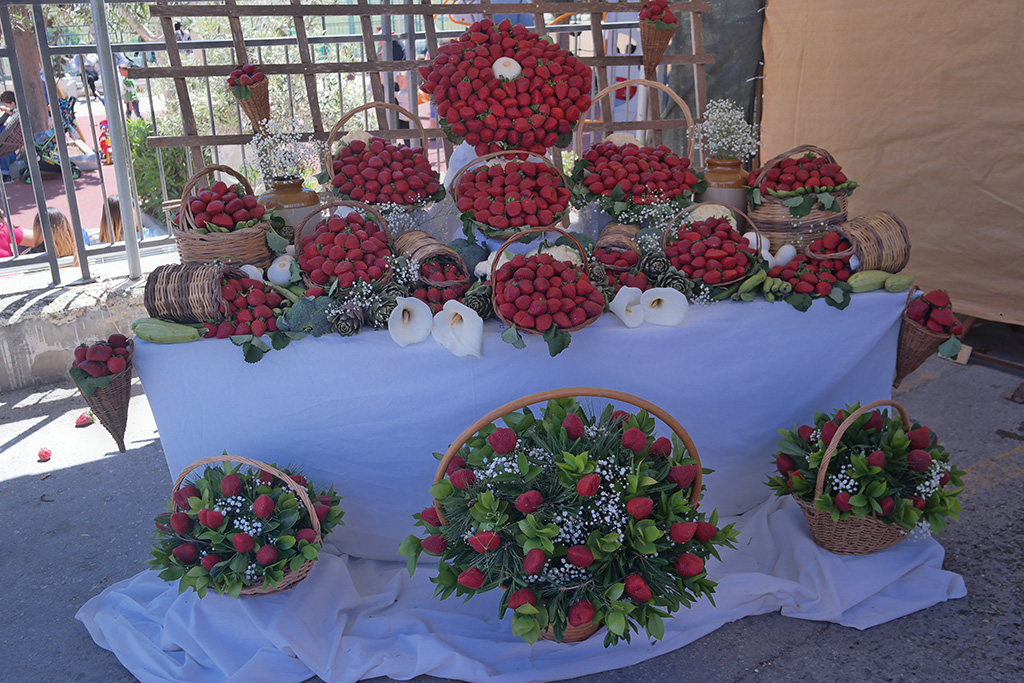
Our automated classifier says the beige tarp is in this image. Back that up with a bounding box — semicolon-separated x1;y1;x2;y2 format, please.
760;0;1024;324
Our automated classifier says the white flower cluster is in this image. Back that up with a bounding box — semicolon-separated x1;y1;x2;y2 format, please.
345;280;388;312
388;255;420;287
915;460;949;498
691;99;760;160
235;516;264;536
636;231;662;255
244;561;264;582
214;495;247;515
531;555;591;586
907;519;932;540
475;451;519;484
583;424;608;439
612;199;679;231
828;466;860;494
248;116;326;183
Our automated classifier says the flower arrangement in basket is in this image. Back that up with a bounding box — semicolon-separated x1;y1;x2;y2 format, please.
746;145;858;222
227;63;269;132
638;0;679;79
149;455;344;597
766;400;963;555
894;288;963;387
400;389;738;646
69;334;134;452
454;152;572;242
419;18;593;155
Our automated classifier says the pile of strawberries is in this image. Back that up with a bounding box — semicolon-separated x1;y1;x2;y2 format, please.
410;258;470;314
767;232;853;297
419;19;593;155
227;63;266;91
664;216;756;285
201;277;285;338
185;180;266;233
575;142;699;206
639;0;679;26
592;248;650;293
907;290;962;336
72;334;131;378
297;212;392;289
493;252;604;331
328;138;443;207
456;160;571;235
747;153;851;196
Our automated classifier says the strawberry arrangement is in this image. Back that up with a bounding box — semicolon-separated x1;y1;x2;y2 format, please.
456;158;572;240
747;151;858;218
227;63;266;99
198;276;287;339
571;141;703;223
639;0;679;28
182;180;267;234
409;257;472;314
767;231;853;298
401;396;737;646
419;19;593;155
664;215;756;286
70;333;131;382
296;211;392;290
592;248;652;294
906;289;963;337
325;137;444;208
150;459;344;597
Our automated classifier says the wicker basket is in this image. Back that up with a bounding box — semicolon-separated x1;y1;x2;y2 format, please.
489;225;600;334
576;78;695;159
433;387;705;643
172;164;273;269
661;202;764;286
451;151;570;242
595;223;641;273
748;145;851;251
171;455;322;597
796;399;910;555
893;288;950;388
640;21;677;80
293;199;393;293
233;77;270;133
79;340;134;453
393;230;469;289
144;263;246;324
825;210;910;273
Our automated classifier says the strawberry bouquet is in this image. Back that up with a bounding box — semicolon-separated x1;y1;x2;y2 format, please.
150;456;344;597
767;400;963;555
182;180;268;235
419;18;593;155
894;288;964;387
400;391;738;646
638;0;679;79
761;230;854;311
662;212;756;287
227;63;270;132
69;333;134;452
747;146;858;219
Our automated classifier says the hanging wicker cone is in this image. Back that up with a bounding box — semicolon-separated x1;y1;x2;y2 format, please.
393;230;469;289
893;288;950;388
233;77;271;133
640;21;677;80
795;399;912;555
145;263;246;324
80;341;135;453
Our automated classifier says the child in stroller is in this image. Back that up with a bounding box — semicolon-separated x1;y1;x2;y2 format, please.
18;95;82;183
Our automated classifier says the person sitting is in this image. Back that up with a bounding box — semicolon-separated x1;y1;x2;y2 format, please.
29;207;88;266
0;207;24;258
0;91;17;182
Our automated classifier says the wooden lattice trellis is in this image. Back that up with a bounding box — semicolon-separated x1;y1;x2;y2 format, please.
133;1;713;170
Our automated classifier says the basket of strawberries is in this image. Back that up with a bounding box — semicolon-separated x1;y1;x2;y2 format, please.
69;334;134;452
592;223;655;295
400;387;738;645
293;200;394;294
393;229;471;314
638;0;679;79
321;102;445;215
661;202;760;288
894;288;963;387
173;164;274;269
810;210;911;274
144;263;246;324
227;63;269;133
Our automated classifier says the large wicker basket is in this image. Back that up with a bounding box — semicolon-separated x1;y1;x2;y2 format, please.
433;387;705;643
893;287;950;388
820;210;911;273
144;263;246;324
78;340;134;453
661;202;765;286
293;199;393;293
796;399;910;555
171;455;322;597
748;145;851;251
172;164;273;269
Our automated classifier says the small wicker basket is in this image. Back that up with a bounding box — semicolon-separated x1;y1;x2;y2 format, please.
640;21;677;80
808;210;910;273
893;287;950;388
144;263;246;324
172;164;273;269
795;399;911;555
393;230;469;290
233;77;270;133
594;223;641;273
171;454;322;597
661;202;764;286
79;340;134;453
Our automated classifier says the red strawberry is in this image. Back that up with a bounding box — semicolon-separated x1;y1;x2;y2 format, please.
863;411;884;433
776;453;796;475
487;427;517;454
568;600;596;627
173;485;200;510
523;548;547;575
313;504;330;522
172;544;198;564
233;532;255;553
907;427;932;450
256;545;279;566
107;333;128;347
939;471;951;487
253;494;275;518
907;449;933;472
421;506;442;527
867;450;886;469
562;413;585;440
912;496;927;511
450;468;475;490
668;465;697;489
221;474;242;497
201;553;223;571
170;512;191;534
469;531;501;553
624;574;652;603
878;496;896;516
457;567;486;590
835;492;852;512
797;425;814;443
610;410;631;424
626;497;654;519
820;421;839;445
296;528;318;544
446;455;467;476
675;552;704;577
906;297;930;322
515;490;544;514
695;521;717;542
670;521;697;543
421;534;447;554
567;545;594;567
576;473;600;497
199;508;225;528
923;290;951;308
75;412;93;427
508;588;537;610
647;437;671;458
621;427;647;453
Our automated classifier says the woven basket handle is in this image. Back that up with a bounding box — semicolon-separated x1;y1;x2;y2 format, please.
660;201;763;251
293;199;392;249
172;454;322;543
177;164;256;233
814;399;910;499
753;144;837;188
324;101;430;171
575;78;696;160
433;387;704;523
488;224;590;287
450;150;568;204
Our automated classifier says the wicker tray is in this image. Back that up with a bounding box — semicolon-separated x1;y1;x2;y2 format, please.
893;287;950;388
144;263;246;324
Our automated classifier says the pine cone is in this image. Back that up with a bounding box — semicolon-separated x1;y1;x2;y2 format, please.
327;301;364;337
655;268;694;297
462;284;493;320
639;251;671;280
367;296;398;329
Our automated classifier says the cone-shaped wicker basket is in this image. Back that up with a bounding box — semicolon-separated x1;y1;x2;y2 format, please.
640;21;676;80
233;77;270;133
893;288;950;388
79;341;134;453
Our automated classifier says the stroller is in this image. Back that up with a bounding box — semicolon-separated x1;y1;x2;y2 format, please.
19;96;82;183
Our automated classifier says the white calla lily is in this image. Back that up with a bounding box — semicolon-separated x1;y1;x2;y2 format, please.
493;57;522;80
609;286;644;328
760;250;776;269
388;297;433;347
240;264;264;281
266;255;294;285
432;300;483;358
641;287;689;326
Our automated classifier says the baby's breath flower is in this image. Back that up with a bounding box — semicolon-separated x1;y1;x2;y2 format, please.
691;99;760;160
248;116;325;183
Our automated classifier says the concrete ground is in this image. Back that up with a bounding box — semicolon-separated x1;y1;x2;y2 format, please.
1;339;1022;682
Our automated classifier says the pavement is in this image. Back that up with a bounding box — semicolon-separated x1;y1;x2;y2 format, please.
1;335;1022;682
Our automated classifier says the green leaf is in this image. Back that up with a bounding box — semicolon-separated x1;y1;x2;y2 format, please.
269;331;292;351
647;612;666;641
429;480;454;500
782;196;805;208
266;229;289;254
605;582;625;601
785;293;813;312
69;367;112;399
515;603;539;615
242;342;266;363
816;192;836;210
501;325;526;350
606;610;627;636
277;535;296;549
542;326;572;357
302;545;319;560
938;336;962;358
825;287;851;310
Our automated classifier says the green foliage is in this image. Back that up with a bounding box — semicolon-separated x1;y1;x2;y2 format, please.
125;117;201;219
276;295;337;337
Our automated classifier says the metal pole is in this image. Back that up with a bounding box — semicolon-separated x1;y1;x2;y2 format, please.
33;4;91;282
90;0;142;280
0;5;60;285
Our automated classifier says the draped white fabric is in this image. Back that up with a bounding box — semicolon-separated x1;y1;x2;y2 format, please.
76;290;967;681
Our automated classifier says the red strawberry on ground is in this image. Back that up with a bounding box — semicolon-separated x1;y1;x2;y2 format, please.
469;531;501;553
523;548;546;575
675;552;704;577
568;600;596;627
172;544;198;564
624;574;652;603
907;449;933;472
233;532;255;553
221;474;243;497
450;468;475;490
256;545;279;566
37;448;52;462
670;521;697;543
458;567;485;590
835;492;853;512
201;553;223;571
487;427;517;455
253;494;275;518
621;427;647;453
668;465;697;489
170;512;191;534
576;473;600;497
562;413;585;440
649;437;672;457
695;521;717;542
75;412;94;427
421;506;442;527
508;588;537;609
515;490;544;514
421;535;447;554
626;497;654;519
567;545;594;567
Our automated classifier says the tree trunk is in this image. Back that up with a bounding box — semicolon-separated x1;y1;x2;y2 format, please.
11;20;51;134
110;5;163;42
